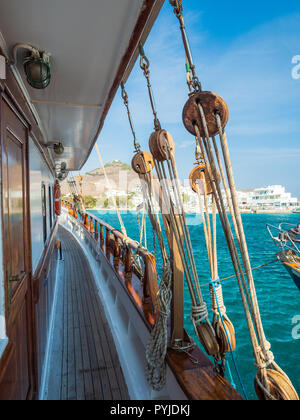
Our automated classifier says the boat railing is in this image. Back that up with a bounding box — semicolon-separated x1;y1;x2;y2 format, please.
61;199;158;327
266;223;300;255
61;199;243;400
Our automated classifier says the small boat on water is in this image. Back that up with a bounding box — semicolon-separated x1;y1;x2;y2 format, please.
267;223;300;291
292;208;300;214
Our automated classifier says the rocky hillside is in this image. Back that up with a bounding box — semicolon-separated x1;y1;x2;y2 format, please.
61;160;140;198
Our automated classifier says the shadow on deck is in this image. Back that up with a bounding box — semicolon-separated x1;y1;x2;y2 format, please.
43;225;129;400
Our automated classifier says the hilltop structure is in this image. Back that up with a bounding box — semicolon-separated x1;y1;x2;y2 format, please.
61;161;141;198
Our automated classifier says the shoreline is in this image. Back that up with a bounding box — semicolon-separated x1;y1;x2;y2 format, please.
86;207;298;215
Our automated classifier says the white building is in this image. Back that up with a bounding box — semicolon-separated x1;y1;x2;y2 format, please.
237;190;254;209
250;185;298;209
180;184;298;212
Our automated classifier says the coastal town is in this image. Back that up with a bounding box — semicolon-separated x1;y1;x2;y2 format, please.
62;161;300;214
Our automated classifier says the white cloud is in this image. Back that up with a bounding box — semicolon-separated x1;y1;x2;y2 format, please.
178;140;195;149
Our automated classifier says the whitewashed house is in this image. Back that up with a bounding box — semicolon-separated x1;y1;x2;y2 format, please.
250;185;298;209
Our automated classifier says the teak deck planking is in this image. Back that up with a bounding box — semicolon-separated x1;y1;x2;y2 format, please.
44;226;129;400
62;203;243;401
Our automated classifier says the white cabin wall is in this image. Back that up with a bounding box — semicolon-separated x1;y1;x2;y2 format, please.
29;138;55;272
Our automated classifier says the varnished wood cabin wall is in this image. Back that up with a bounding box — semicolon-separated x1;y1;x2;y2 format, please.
0;61;58;400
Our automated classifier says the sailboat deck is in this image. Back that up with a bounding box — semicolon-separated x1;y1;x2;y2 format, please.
43;225;129;400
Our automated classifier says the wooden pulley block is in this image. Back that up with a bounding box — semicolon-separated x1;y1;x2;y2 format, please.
215;318;236;355
131;151;154;174
195;323;220;356
189;164;220;195
182;91;229;137
255;369;299;401
149;129;175;162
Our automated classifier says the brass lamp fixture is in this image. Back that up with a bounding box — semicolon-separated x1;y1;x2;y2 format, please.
23;50;51;89
45;141;65;157
12;43;51;90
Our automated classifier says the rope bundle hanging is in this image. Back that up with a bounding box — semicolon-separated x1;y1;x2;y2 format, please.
190;152;236;370
139;45;221;359
120;82;172;391
170;0;299;400
145;261;172;391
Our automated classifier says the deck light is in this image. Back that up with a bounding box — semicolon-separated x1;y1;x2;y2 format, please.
53;142;64;156
23;50;51;89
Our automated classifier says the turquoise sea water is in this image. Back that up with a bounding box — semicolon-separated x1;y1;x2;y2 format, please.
91;210;300;400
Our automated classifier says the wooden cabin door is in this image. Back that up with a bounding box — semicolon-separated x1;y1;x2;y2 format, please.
0;99;34;400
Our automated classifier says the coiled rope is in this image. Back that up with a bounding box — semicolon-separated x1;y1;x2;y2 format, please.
145;261;172;391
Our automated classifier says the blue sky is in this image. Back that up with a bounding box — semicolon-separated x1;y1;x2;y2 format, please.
81;0;300;198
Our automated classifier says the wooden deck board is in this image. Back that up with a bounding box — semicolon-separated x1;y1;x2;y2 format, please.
44;225;129;400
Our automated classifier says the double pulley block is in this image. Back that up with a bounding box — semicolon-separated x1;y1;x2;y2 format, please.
189;164;221;196
131;130;176;175
149;129;175;162
214;315;236;355
194;305;236;358
132;151;154;175
183;90;229;138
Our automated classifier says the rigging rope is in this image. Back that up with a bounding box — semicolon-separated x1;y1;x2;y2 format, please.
200;259;279;288
194;166;236;372
139;46;220;358
170;0;299;400
121;82;172;391
210;278;248;400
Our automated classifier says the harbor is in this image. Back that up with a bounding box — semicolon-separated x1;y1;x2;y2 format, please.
63;168;299;214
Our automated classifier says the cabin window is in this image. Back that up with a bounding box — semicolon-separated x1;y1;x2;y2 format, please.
48;185;53;229
41;183;47;243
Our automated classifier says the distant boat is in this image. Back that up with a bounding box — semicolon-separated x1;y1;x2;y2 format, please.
292;208;300;214
267;223;300;291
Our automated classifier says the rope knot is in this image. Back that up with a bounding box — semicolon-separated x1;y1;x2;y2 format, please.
191;302;208;324
255;343;275;369
210;280;226;317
